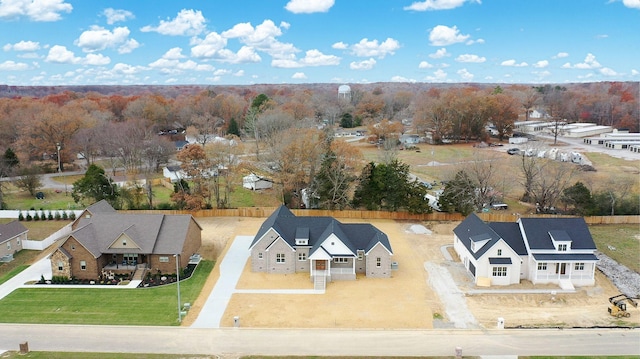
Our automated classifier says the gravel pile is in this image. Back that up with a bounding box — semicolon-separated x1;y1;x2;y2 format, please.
596;251;640;297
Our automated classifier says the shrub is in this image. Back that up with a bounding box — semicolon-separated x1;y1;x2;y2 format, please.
33;212;40;221
156;202;174;210
47;212;54;220
62;212;68;220
18;212;24;221
25;213;32;221
69;212;76;220
55;211;61;220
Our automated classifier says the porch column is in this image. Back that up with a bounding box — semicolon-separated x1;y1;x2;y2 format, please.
352;259;355;275
309;260;313;278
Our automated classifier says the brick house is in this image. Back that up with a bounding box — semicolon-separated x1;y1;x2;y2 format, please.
0;221;27;262
249;206;393;288
50;200;202;280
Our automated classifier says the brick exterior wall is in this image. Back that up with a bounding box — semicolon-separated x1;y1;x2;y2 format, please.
0;235;23;258
366;244;392;278
59;236;101;280
294;247;310;272
250;229;278;272
266;238;295;274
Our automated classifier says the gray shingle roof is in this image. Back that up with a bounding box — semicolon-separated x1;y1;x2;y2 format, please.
453;213;502;259
250;205;392;255
0;221;28;244
519;217;596;250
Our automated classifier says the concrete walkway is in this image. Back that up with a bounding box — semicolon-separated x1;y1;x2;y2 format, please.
190;235;252;328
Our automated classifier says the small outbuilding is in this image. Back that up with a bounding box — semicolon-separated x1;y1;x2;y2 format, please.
242;173;273;190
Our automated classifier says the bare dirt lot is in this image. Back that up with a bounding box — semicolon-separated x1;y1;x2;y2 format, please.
186;217;640;329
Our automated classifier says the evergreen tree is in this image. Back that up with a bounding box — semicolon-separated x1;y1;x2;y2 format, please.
310;148;354;210
561;182;596;215
438;170;476;215
340;113;354;128
71;164;119;207
227;117;240;136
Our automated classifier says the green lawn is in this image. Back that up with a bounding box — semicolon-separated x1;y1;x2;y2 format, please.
590;224;640;273
0;260;214;326
0;265;29;285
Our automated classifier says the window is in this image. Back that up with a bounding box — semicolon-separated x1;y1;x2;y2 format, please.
159;256;169;263
558;244;567;251
122;239;127;246
357;251;364;261
492;266;507;277
537;262;547;271
497;249;502;256
16;238;20;245
80;260;86;270
376;257;381;268
334;257;348;263
298;252;307;261
276;253;285;263
574;262;584;271
258;252;263;259
58;261;63;271
71;244;75;250
6;242;10;250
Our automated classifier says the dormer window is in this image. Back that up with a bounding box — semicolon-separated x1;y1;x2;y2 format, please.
558;244;567;251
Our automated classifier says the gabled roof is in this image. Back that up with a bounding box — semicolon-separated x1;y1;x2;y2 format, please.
453;213;502;259
519;217;596;250
0;221;28;244
86;199;117;215
250;205;392;256
488;222;527;256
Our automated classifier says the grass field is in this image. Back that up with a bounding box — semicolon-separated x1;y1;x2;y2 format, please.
0;260;214;326
590;224;640;273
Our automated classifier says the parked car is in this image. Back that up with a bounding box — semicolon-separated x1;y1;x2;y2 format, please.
507;148;521;155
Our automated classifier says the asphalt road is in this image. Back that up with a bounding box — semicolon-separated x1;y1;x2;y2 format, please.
0;325;638;356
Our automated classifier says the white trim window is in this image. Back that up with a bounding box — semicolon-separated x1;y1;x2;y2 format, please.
357;251;364;261
497;249;502;256
58;261;64;271
159;256;169;263
258;252;263;259
298;252;307;261
574;262;585;271
558;244;567;251
537;262;547;271
276;253;285;263
80;260;87;270
492;266;507;277
334;257;348;263
376;257;381;268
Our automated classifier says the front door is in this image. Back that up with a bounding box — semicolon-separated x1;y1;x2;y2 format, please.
556;263;566;275
315;260;326;270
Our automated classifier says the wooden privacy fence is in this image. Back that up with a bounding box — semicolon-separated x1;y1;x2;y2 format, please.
119;207;640;224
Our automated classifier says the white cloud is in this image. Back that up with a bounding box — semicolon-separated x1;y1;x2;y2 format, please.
217;46;262;64
418;61;433;68
4;40;41;52
622;0;640;9
222;20;297;58
350;58;376;70
350;38;400;58
562;53;601;69
272;49;340;68
390;75;416;83
75;26;139;54
501;59;528;67
285;0;334;13
103;8;134;24
84;53;110;65
429;25;470;46
426;69;448;81
233;70;244;76
112;63;143;75
190;32;227;58
332;42;348;50
163;47;186;60
552;52;569;59
532;70;552;79
457;68;474;80
45;45;80;64
0;0;72;21
599;67;617;76
631;69;639;76
429;48;450;58
404;0;480;11
466;38;485;45
455;54;485;63
292;72;307;79
141;9;206;36
0;60;29;71
533;60;549;68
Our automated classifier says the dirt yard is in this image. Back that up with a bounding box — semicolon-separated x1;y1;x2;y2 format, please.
183;217;640;329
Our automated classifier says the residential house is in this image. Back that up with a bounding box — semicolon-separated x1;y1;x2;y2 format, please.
50;200;202;280
0;221;27;262
249;206;393;287
163;165;185;183
242;173;274;190
453;213;598;288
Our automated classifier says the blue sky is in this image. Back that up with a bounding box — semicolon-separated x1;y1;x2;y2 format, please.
0;0;638;86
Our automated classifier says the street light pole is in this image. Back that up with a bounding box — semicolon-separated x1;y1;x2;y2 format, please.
174;254;181;323
56;143;61;173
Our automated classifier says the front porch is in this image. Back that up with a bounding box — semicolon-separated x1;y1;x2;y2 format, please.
310;258;356;283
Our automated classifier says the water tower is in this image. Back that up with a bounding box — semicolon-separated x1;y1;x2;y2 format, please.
338;84;351;101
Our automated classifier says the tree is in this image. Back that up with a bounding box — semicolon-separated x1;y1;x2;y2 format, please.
170;145;211;210
15;165;42;197
340;112;354;128
227;117;240;136
561;182;595;215
438;170;476;215
309;138;360;210
3;148;19;170
71;164;119;207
